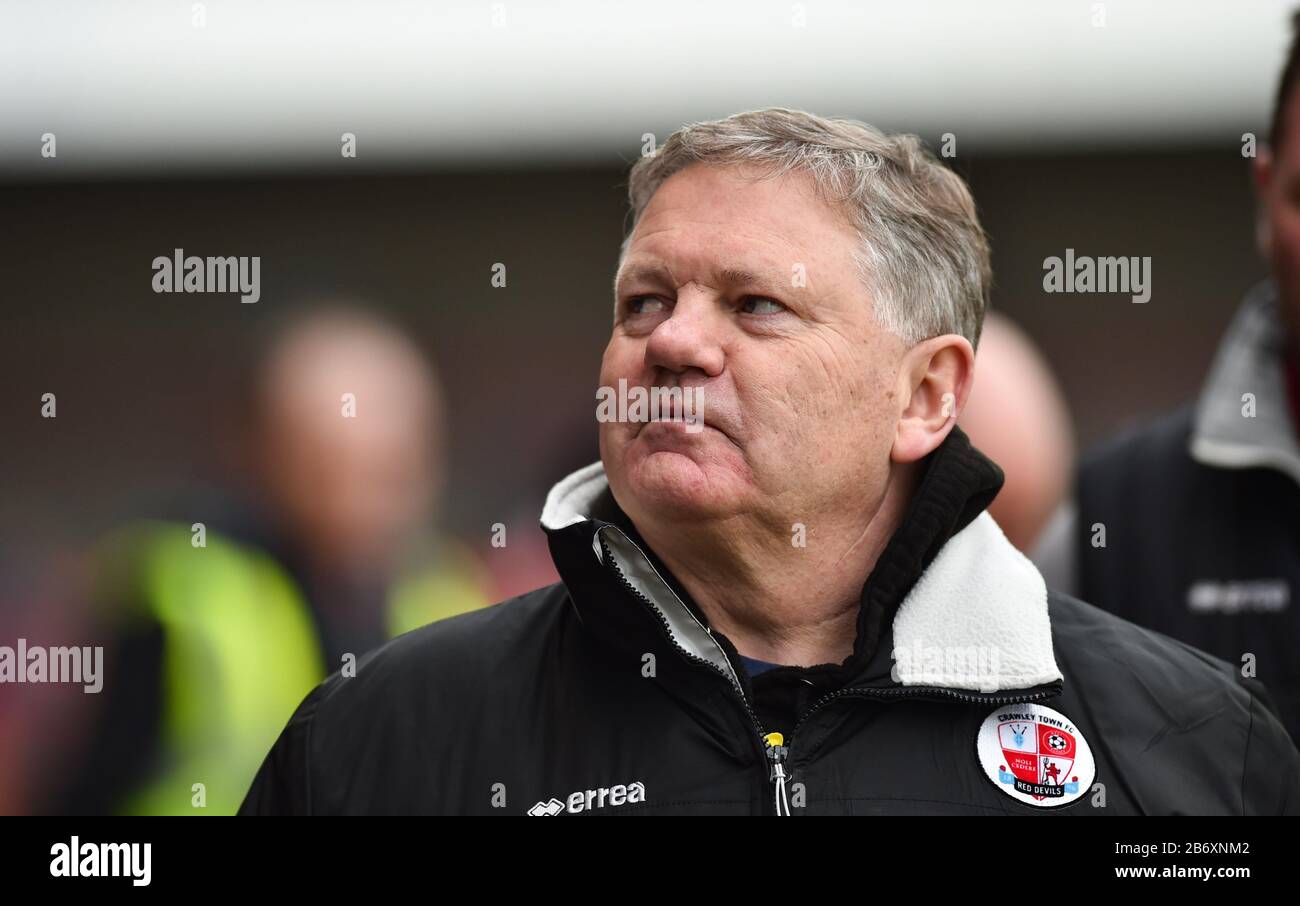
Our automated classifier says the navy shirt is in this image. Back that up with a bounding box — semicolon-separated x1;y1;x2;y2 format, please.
739;654;783;677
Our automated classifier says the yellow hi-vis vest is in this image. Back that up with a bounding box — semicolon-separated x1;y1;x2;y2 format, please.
97;521;491;815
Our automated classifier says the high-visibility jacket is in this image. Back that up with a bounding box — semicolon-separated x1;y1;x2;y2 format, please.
93;521;491;815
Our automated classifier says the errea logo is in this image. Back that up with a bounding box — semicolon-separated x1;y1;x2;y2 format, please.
527;781;646;815
1187;579;1289;614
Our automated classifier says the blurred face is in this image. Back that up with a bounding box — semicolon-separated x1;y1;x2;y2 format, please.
601;162;910;531
258;322;440;574
1257;89;1300;342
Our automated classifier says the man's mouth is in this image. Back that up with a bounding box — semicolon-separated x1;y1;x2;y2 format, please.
596;379;736;441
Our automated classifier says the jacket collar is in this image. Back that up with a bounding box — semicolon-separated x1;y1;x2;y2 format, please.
540;427;1062;701
1190;280;1300;486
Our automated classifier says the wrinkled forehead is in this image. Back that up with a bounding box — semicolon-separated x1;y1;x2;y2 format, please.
615;164;859;293
626;161;845;241
613;259;790;299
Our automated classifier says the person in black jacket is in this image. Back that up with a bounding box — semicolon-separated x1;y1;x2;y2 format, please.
242;107;1299;816
1033;12;1300;743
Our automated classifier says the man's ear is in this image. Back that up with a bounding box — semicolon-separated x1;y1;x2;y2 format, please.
891;334;975;464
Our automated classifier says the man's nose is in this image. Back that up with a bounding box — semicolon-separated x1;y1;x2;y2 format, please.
644;289;725;377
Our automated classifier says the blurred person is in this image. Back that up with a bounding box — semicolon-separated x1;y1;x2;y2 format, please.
45;306;492;815
1033;12;1300;742
243;109;1296;816
958;312;1075;551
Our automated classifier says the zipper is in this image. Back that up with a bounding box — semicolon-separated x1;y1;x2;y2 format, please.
790;681;1060;741
764;683;1059;816
596;531;777;801
597;531;766;732
595;526;1059;815
764;732;792;816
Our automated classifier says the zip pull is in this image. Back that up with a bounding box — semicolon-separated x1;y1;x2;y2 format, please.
764;732;792;816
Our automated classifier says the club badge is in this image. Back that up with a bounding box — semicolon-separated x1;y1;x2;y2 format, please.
976;703;1095;808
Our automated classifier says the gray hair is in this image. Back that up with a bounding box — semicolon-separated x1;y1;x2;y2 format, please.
620;107;991;348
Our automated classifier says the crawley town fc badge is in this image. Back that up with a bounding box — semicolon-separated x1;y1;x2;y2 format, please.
976;703;1096;808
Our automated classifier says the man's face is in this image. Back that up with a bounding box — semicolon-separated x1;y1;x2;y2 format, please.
258;324;440;574
1258;89;1300;341
600;162;910;531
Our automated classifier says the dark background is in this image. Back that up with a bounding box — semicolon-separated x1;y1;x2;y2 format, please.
1;148;1264;548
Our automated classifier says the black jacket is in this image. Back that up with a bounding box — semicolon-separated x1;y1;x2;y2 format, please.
1074;406;1300;743
1037;282;1300;743
240;429;1300;815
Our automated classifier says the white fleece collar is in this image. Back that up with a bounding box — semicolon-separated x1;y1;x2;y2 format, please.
891;510;1061;691
541;462;1061;694
541;461;609;530
1190;281;1300;487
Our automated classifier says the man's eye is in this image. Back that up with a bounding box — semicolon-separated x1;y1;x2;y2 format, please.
741;296;786;315
627;296;667;315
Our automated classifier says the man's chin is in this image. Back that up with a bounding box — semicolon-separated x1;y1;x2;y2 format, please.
620;449;740;520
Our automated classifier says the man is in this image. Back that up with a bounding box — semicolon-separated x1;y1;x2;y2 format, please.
242;108;1298;815
49;307;491;815
1034;14;1300;743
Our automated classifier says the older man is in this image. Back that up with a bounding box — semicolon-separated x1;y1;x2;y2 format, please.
241;108;1299;816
